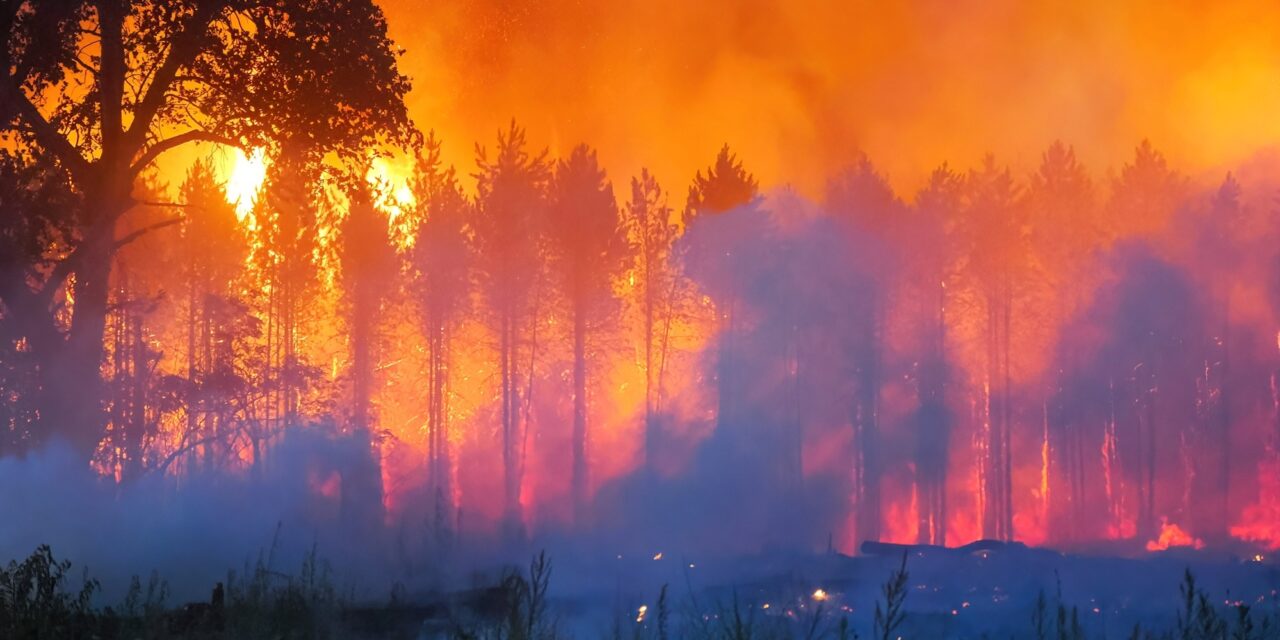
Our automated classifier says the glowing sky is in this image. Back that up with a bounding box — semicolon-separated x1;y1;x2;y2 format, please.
375;0;1280;196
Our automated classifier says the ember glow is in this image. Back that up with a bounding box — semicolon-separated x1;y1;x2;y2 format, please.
5;0;1280;625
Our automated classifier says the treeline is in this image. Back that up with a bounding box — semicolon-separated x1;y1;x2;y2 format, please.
6;123;1280;548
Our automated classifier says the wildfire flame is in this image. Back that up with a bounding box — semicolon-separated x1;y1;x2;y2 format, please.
224;148;268;221
27;1;1280;560
1230;459;1280;550
1145;520;1205;552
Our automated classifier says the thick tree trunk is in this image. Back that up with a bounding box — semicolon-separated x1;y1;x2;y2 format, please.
45;194;125;462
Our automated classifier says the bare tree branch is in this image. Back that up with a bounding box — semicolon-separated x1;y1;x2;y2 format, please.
0;83;93;184
124;2;224;152
113;216;184;251
137;200;192;208
129;129;242;176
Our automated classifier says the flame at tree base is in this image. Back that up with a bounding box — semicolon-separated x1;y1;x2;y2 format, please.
1231;458;1280;551
1145;520;1205;552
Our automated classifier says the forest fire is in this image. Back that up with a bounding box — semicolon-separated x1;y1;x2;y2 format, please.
1144;521;1205;552
225;148;268;221
4;0;1280;638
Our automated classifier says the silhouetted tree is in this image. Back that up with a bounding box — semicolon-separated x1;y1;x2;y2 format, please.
910;163;964;545
101;173;179;481
683;145;764;432
1106;141;1187;538
337;180;395;529
623;169;679;473
0;0;415;460
249;152;325;470
474;121;550;537
1063;244;1203;542
0;148;75;454
1189;172;1245;538
340;182;396;433
1026;141;1097;542
961;154;1026;541
409;134;472;540
826;154;904;545
547;144;628;523
1109;140;1187;238
177;159;247;473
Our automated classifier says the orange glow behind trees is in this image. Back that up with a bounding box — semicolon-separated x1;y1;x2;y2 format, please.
8;0;1280;557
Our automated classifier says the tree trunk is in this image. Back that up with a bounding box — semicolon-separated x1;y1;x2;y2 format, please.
983;296;999;540
855;290;883;545
917;278;948;546
571;300;588;524
1001;282;1014;540
643;268;656;473
127;307;147;481
427;321;453;544
45;198;124;461
500;307;522;537
1219;291;1231;537
351;297;372;433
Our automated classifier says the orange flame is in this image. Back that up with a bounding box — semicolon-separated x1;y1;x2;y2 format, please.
1231;458;1280;550
224;148;268;221
1145;520;1204;552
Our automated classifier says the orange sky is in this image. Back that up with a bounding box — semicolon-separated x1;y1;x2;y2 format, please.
373;0;1280;197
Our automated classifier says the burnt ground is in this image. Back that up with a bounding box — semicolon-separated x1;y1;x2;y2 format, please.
529;540;1280;638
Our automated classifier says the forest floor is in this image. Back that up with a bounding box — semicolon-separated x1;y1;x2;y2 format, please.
1;541;1277;639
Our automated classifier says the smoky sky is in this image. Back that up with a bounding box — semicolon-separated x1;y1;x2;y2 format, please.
377;0;1280;196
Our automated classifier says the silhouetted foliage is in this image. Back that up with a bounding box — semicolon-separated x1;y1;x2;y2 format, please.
0;0;416;459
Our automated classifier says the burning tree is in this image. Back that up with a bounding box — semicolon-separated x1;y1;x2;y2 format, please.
1189;173;1246;538
1104;141;1189;539
908;163;964;546
1025;141;1098;543
960;155;1027;542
